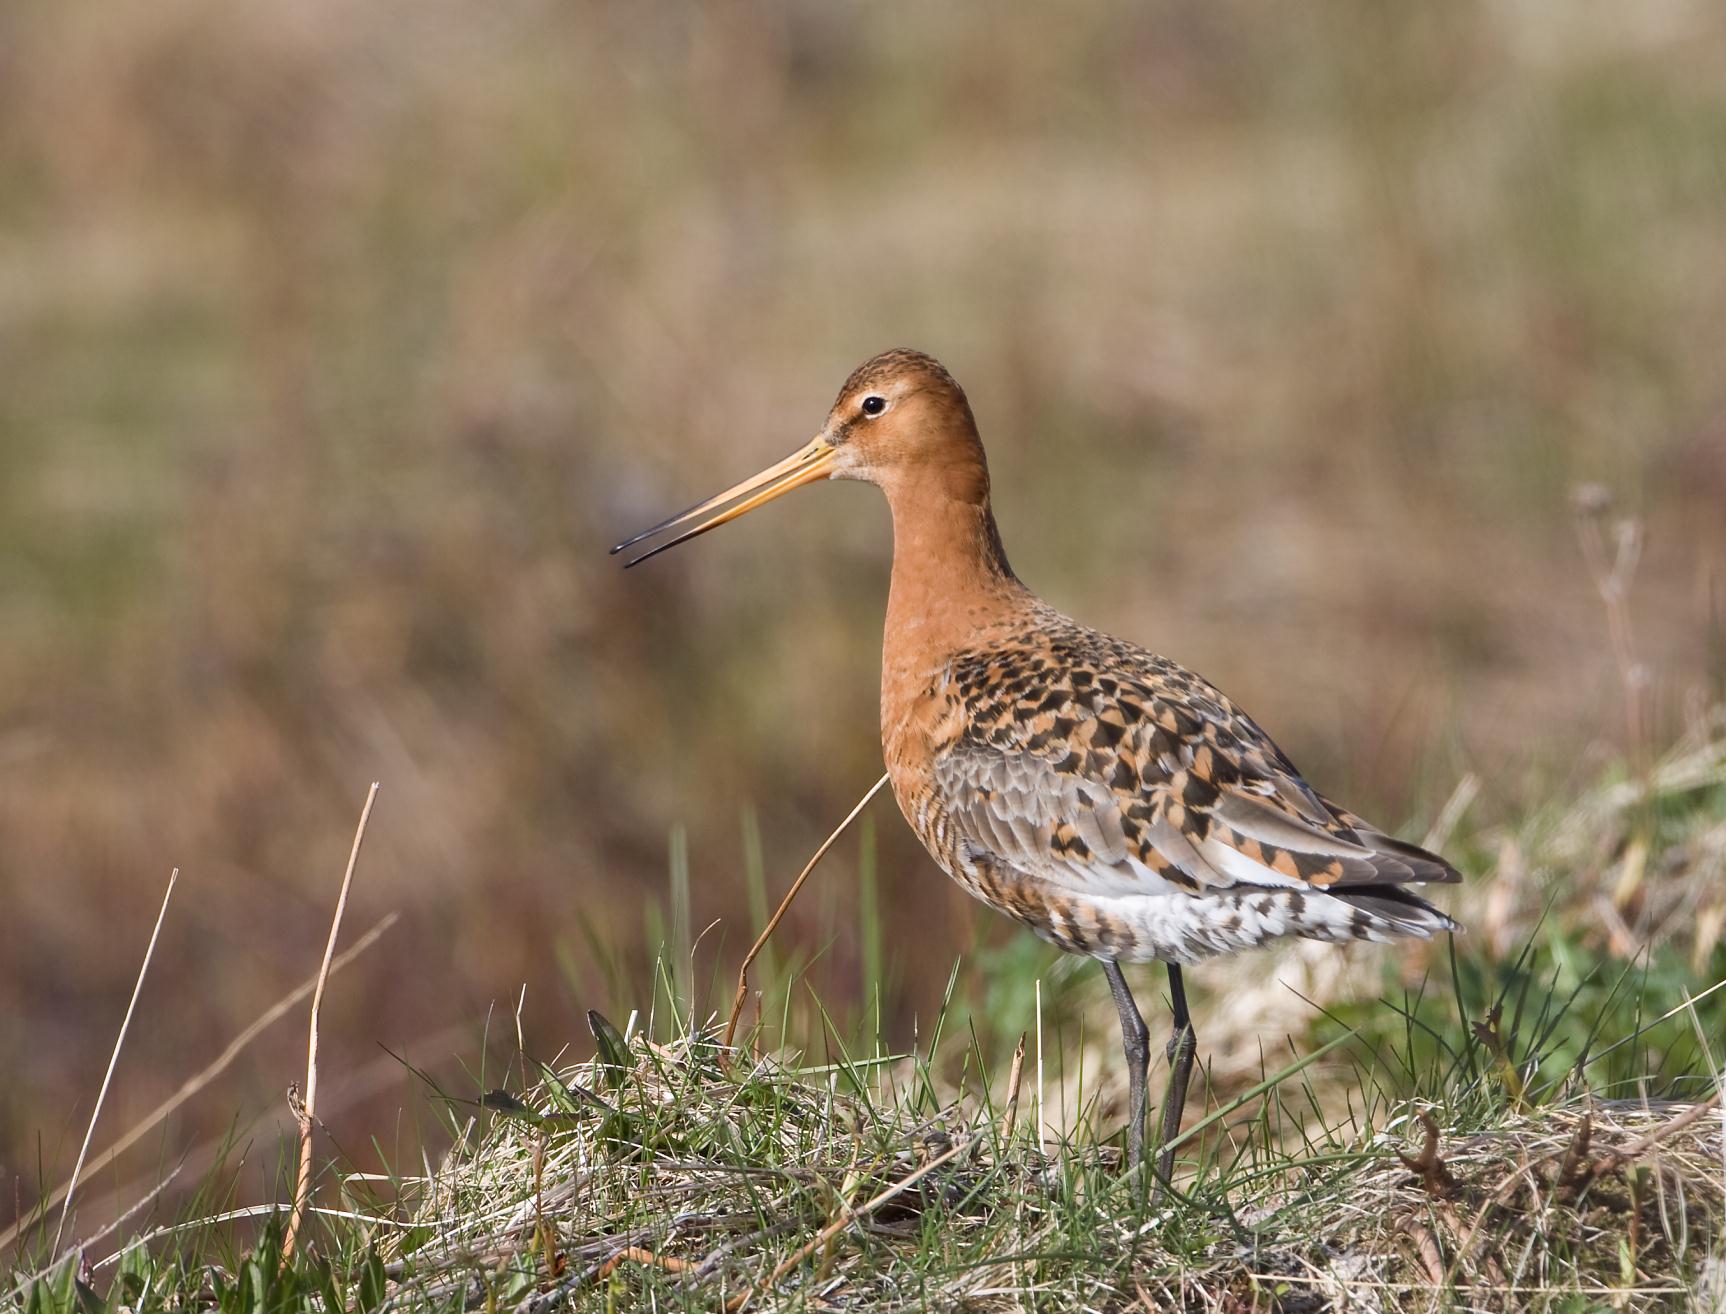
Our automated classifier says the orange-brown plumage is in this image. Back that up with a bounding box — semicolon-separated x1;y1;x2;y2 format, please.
614;348;1460;1184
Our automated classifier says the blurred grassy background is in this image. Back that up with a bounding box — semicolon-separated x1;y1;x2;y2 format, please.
2;0;1724;1227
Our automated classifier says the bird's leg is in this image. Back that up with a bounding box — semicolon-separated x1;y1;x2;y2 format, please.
1154;963;1198;1194
1101;959;1149;1174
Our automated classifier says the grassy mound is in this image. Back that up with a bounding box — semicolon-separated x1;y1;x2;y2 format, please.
357;1029;1722;1312
20;1016;1713;1313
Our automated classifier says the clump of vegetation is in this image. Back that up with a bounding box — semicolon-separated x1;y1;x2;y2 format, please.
346;1018;1726;1312
10;1006;1719;1312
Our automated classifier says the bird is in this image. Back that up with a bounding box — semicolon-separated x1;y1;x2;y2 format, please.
611;349;1460;1190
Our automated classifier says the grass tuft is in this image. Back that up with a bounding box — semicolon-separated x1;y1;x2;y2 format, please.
19;1010;1717;1313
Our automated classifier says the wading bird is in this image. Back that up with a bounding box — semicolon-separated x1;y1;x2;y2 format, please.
612;350;1459;1188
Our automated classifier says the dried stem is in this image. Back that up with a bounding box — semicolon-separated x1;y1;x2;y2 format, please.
722;773;891;1051
1587;1090;1722;1182
283;782;380;1264
53;868;179;1255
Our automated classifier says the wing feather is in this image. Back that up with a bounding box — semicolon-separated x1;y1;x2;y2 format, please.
928;631;1461;901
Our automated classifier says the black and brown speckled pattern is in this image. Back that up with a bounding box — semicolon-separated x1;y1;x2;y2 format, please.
881;592;1460;963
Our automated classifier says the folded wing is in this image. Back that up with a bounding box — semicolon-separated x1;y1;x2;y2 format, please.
930;662;1460;913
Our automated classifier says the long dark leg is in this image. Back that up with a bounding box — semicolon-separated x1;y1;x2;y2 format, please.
1100;960;1149;1171
1154;963;1198;1191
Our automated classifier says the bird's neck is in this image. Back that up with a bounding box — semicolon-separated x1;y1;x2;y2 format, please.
881;486;1025;681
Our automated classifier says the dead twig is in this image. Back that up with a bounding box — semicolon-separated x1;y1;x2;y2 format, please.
1581;1091;1723;1189
595;1245;690;1279
513;1238;684;1314
1402;1218;1447;1288
1554;1108;1594;1199
54;868;179;1255
722;773;890;1051
1396;1110;1460;1199
283;782;380;1264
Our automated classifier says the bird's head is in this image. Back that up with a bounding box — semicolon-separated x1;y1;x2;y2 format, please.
611;349;988;567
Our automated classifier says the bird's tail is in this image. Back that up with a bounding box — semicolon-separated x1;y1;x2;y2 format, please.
1330;884;1460;939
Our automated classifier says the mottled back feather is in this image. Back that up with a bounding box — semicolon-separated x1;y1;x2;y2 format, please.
920;600;1460;913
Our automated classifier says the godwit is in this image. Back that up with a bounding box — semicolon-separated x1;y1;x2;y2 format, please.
612;349;1459;1186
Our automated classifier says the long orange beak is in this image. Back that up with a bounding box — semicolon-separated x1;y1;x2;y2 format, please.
610;437;838;567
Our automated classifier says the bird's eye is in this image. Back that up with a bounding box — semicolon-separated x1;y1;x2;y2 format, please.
860;395;887;417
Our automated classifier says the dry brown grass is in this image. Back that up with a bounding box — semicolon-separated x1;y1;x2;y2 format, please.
332;1028;1724;1312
